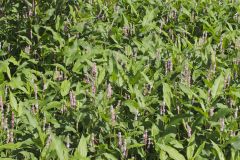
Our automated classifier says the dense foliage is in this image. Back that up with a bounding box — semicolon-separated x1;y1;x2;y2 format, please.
1;0;240;159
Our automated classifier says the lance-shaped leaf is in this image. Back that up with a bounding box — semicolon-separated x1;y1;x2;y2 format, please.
163;83;172;110
157;144;186;160
211;74;224;99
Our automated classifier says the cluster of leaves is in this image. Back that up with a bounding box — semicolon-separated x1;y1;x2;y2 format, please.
1;0;240;159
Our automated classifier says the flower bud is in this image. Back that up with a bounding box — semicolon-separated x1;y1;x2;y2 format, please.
209;108;214;117
122;139;127;158
177;106;180;114
4;117;8;130
134;110;139;121
91;83;96;95
147;138;152;149
92;63;97;79
160;102;166;115
43;114;46;131
107;83;112;98
11;112;14;129
220;118;225;132
10;129;13;143
118;132;122;148
91;133;96;148
186;123;192;138
230;130;235;137
69;90;76;107
6;128;10;143
143;130;148;145
0;96;3;112
110;106;116;123
235;107;238;119
1;111;4;129
66;134;70;149
46;134;52;147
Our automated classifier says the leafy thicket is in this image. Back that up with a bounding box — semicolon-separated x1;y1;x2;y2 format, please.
0;0;240;159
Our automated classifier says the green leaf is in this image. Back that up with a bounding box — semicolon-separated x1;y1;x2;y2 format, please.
160;150;168;160
142;9;155;26
187;134;195;160
179;83;193;99
141;72;153;86
43;101;62;111
128;143;145;149
75;135;88;158
211;74;224;99
18;101;24;116
25;110;38;128
124;100;139;113
97;67;105;85
61;80;71;97
0;138;32;151
52;135;68;160
103;153;117;160
0;61;11;80
158;144;186;160
19;35;32;45
9;92;18;111
230;90;240;98
211;141;225;160
0;142;23;150
193;142;205;159
231;136;240;150
151;123;159;137
163;83;172;110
